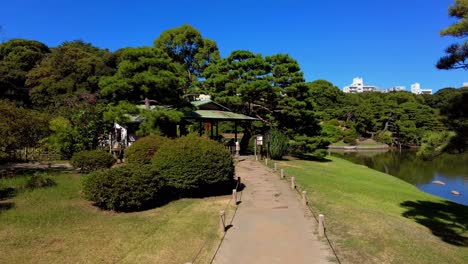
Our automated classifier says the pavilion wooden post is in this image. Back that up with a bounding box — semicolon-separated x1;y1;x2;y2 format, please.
210;121;214;139
234;122;238;142
199;120;202;136
216;121;219;139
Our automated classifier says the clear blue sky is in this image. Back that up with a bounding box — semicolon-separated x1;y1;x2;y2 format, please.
1;0;466;91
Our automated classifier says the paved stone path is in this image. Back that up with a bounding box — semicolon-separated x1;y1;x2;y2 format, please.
213;157;333;264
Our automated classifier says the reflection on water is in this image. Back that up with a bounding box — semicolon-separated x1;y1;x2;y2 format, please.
331;150;468;206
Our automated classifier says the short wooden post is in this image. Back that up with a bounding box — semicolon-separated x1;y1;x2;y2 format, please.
274;162;277;171
219;210;226;232
232;189;237;206
302;191;307;206
265;158;268;166
280;169;284;179
291;176;295;190
318;214;325;238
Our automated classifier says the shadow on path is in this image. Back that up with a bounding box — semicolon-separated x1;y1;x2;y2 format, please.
400;200;468;246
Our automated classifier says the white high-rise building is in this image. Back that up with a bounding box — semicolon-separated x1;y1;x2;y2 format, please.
343;77;379;93
463;82;468;87
411;83;432;95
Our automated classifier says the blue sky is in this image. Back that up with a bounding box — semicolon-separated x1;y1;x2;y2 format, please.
1;0;466;91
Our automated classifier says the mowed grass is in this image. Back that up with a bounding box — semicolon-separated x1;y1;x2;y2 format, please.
0;172;229;264
278;156;468;264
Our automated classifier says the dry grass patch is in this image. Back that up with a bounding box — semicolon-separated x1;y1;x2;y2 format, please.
0;172;229;264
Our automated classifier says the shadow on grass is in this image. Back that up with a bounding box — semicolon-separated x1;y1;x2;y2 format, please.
0;202;14;213
0;187;17;200
401;200;468;246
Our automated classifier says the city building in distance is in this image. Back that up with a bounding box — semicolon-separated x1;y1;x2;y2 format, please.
410;83;433;95
343;77;379;93
342;77;433;94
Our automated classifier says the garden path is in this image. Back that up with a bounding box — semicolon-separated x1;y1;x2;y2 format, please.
212;157;333;264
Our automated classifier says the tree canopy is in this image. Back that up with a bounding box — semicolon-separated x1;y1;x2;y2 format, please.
27;40;115;108
99;47;185;106
154;24;220;90
437;0;468;70
0;39;50;103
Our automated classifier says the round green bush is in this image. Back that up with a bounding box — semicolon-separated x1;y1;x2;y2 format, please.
152;134;234;197
343;135;358;145
82;164;166;211
70;150;116;172
125;135;169;165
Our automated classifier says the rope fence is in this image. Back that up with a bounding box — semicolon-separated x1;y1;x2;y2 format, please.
260;159;342;264
187;176;242;264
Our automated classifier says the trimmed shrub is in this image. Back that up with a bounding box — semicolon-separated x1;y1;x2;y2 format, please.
343;135;358;145
82;164;166;211
71;150;116;172
268;130;289;159
152;134;234;197
125;135;169;165
25;173;56;189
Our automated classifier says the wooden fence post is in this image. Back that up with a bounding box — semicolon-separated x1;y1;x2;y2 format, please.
265;158;268;166
291;176;295;190
219;210;226;232
280;169;284;179
318;214;325;238
232;189;237;206
302;191;308;206
274;162;277;171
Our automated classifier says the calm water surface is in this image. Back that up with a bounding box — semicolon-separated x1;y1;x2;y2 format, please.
331;150;468;205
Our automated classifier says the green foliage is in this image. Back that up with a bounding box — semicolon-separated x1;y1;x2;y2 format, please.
0;100;49;157
437;0;468;70
103;101;139;124
125;135;169;165
154;24;220;89
320;123;343;144
290;135;329;157
375;131;393;145
99;47;185;105
82;164;166;211
27;40;115;107
268;130;289;159
343;135;358;145
417;131;457;160
47;117;77;159
152;134;234;197
25;173;56;189
137;108;184;137
0;39;50;103
70;150;116;172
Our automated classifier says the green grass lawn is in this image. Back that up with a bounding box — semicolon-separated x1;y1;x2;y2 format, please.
277;156;468;264
0;172;229;264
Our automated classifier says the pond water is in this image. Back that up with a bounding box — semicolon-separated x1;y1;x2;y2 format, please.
330;150;468;206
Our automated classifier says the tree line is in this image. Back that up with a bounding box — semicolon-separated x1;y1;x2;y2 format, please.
1;24;466;161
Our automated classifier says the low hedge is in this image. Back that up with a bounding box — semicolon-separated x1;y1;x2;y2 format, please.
125;135;169;165
70;150;116;172
152;134;234;197
82;164;166;211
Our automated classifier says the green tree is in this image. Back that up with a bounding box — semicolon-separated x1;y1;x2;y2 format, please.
204;51;325;156
0;100;49;158
0;39;50;103
437;0;468;70
99;47;185;105
27;40;114;107
307;80;345;120
154;24;220;90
